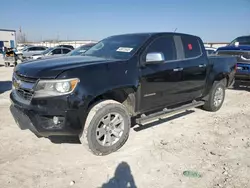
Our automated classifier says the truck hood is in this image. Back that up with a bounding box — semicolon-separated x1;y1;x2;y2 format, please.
15;56;115;78
217;45;250;51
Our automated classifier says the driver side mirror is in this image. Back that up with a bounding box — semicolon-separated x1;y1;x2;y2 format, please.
145;52;165;64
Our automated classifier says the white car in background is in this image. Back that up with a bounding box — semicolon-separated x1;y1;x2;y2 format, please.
205;47;217;55
16;44;32;52
31;47;72;60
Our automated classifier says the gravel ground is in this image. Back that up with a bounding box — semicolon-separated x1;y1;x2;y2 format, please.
0;63;250;188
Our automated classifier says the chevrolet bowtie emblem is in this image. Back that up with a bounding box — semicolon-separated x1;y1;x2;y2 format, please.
13;78;21;89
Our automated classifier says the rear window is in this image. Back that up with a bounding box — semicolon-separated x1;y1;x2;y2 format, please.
182;36;202;58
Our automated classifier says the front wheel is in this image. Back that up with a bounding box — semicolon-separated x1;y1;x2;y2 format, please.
79;100;131;156
203;81;226;112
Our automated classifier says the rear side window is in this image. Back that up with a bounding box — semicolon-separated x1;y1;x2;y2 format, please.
28;47;35;51
145;36;177;61
182;36;202;58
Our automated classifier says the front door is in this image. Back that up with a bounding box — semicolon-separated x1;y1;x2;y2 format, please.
139;35;183;112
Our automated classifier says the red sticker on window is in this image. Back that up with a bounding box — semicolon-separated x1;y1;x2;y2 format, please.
188;44;193;50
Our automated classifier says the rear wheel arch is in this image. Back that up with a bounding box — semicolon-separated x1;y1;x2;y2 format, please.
203;73;227;100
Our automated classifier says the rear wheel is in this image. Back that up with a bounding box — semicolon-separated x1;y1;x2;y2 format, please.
203;81;226;112
79;100;131;156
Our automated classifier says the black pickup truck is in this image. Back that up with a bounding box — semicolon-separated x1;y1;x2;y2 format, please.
10;32;237;155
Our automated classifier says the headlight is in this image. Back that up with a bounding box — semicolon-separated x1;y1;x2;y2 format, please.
34;78;79;98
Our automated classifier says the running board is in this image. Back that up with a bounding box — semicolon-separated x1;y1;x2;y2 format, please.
136;101;205;125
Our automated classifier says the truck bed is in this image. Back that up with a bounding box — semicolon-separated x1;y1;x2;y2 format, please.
208;55;237;68
208;55;237;86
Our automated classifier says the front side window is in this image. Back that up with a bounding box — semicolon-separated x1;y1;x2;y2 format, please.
182;36;202;58
42;47;53;55
144;36;177;61
84;34;150;60
62;48;71;54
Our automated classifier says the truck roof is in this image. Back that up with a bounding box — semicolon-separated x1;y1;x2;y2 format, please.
109;32;200;38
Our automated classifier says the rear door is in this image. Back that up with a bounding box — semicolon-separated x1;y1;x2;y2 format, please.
177;35;207;102
139;35;183;112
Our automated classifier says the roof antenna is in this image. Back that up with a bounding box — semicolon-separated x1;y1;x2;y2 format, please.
174;28;178;32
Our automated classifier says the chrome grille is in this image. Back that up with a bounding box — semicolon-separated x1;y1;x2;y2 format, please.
16;89;33;101
12;73;37;102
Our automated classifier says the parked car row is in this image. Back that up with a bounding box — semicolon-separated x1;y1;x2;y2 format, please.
10;32;237;156
2;43;97;66
31;47;72;60
216;35;250;80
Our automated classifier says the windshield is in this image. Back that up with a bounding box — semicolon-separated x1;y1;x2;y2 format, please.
229;36;250;46
84;34;150;60
67;45;94;56
41;47;53;55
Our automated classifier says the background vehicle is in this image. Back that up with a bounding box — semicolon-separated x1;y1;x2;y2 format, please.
31;43;96;60
216;35;250;80
56;44;74;50
205;47;217;55
10;32;237;156
32;47;72;60
67;43;97;56
16;44;32;52
16;46;48;59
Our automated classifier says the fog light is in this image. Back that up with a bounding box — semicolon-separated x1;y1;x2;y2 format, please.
53;116;60;125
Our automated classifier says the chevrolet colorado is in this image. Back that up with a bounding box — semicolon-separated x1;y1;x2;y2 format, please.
10;32;237;155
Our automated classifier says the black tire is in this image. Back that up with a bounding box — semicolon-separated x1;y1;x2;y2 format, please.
79;100;131;156
203;81;226;112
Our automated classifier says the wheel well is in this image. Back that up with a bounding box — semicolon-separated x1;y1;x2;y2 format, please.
88;88;136;116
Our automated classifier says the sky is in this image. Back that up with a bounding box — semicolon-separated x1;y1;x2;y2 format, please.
0;0;250;42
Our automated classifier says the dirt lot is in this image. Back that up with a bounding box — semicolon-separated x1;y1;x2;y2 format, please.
0;62;250;188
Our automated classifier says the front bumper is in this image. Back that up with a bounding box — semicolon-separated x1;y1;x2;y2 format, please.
10;91;83;137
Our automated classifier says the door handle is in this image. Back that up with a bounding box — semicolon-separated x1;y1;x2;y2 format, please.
198;64;206;68
173;68;183;72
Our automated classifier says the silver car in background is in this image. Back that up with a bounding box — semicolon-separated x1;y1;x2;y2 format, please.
16;46;48;59
31;47;72;60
